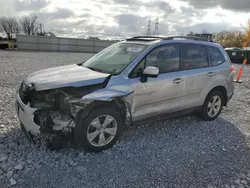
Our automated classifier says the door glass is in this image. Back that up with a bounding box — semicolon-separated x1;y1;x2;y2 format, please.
180;44;208;70
130;59;145;78
206;46;226;66
145;44;180;73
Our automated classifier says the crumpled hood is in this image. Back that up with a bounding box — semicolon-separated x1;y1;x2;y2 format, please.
26;64;110;91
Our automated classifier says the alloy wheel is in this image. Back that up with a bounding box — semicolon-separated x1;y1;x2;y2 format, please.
87;115;118;147
207;95;222;117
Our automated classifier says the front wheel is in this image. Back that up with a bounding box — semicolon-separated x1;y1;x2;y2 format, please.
76;107;122;152
201;91;224;121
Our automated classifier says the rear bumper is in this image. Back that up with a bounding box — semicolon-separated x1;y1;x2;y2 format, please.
226;75;234;103
16;93;40;137
227;91;234;102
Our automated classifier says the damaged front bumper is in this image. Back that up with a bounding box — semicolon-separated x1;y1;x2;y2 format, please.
16;93;40;137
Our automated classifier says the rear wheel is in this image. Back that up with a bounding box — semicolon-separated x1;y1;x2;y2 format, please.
201;91;224;121
76;107;122;152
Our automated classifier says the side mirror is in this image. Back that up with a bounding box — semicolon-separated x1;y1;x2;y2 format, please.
143;66;159;78
140;66;159;83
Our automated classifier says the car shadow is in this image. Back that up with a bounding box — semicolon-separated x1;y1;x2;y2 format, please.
116;115;250;187
1;115;250;188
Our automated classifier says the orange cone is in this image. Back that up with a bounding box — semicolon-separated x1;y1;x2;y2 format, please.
234;59;247;83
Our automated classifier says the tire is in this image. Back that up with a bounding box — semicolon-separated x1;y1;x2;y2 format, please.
201;91;224;121
75;107;122;152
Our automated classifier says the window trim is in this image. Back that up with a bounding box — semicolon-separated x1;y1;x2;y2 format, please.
205;45;226;67
128;43;181;78
128;58;146;78
180;43;209;71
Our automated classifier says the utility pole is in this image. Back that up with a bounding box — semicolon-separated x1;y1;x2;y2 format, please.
154;17;159;36
39;23;43;34
146;18;151;36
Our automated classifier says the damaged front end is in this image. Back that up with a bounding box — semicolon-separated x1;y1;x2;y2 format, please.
16;81;106;141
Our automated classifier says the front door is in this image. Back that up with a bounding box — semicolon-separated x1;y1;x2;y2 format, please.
129;43;185;121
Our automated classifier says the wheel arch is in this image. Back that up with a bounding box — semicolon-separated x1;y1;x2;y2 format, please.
206;86;228;106
77;98;128;119
73;98;130;143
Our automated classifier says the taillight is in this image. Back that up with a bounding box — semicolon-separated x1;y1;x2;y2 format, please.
230;65;235;74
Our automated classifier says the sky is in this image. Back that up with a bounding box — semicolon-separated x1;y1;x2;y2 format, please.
0;0;250;39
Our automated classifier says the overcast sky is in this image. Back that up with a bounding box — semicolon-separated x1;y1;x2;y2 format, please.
0;0;250;39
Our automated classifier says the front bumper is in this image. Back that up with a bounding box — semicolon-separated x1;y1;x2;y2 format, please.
16;93;40;136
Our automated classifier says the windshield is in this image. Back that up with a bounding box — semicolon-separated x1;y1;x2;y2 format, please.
83;42;148;75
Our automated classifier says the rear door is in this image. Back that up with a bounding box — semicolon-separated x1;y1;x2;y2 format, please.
205;45;233;96
179;43;211;109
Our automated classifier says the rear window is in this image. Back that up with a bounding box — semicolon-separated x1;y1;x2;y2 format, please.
206;46;226;66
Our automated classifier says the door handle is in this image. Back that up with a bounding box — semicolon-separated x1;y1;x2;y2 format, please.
173;78;183;84
207;72;214;77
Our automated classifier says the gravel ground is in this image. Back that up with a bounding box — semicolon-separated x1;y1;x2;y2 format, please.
0;50;250;188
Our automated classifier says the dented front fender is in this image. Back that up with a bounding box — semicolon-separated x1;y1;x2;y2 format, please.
80;86;134;103
72;85;134;126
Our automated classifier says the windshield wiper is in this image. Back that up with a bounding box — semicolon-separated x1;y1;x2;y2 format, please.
85;66;105;73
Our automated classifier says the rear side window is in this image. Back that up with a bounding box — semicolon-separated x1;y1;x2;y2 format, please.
180;44;208;70
206;46;226;66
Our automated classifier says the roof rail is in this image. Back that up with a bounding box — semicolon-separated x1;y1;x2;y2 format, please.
126;35;212;42
164;35;207;41
126;36;165;41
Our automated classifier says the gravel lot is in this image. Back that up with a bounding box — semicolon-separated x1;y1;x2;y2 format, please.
0;50;250;188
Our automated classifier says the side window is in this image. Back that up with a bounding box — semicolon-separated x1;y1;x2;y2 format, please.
206;46;226;66
180;44;208;70
145;44;180;74
129;59;145;78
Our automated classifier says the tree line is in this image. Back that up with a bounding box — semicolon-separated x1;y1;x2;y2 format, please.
215;22;250;48
0;15;54;41
1;15;250;48
187;21;250;48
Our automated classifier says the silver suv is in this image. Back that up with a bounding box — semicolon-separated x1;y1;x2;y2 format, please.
16;36;235;151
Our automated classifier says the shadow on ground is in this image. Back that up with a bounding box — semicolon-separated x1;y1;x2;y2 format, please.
9;115;250;188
